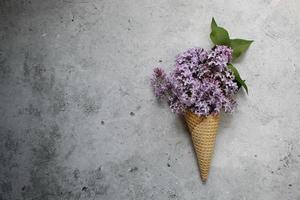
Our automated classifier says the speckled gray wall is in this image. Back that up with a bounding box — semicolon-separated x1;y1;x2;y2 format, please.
0;0;300;199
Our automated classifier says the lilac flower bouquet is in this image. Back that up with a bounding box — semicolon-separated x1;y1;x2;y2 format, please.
151;46;238;116
151;18;252;117
150;18;253;182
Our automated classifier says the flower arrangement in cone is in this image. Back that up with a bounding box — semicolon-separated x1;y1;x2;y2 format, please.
151;18;253;183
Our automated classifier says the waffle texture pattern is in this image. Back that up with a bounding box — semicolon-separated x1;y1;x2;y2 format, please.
185;111;220;182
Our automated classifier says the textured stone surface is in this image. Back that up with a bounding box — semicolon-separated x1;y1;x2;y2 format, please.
0;0;300;199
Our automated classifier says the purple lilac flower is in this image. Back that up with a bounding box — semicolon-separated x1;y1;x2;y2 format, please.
151;45;238;116
208;45;233;71
151;67;169;98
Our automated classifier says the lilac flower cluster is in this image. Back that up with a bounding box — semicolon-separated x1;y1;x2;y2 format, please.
151;45;239;116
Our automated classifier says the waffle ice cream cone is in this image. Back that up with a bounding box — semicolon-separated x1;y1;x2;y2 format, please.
185;111;220;183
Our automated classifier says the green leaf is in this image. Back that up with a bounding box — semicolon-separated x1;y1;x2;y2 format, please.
211;17;217;29
227;63;248;94
210;18;230;46
230;39;253;61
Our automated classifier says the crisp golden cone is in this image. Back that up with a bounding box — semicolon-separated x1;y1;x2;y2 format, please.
184;111;220;183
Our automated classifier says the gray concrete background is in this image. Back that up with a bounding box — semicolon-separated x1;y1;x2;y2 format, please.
0;0;300;199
